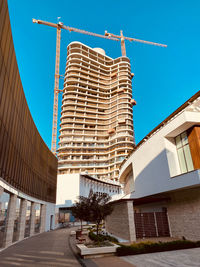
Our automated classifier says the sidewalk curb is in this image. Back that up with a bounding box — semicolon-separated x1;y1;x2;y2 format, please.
68;235;87;267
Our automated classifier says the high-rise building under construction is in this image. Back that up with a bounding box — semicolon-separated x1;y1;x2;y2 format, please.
58;42;135;181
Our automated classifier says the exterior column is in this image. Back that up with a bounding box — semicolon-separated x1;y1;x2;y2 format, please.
127;201;136;242
0;186;4;211
30;202;36;236
3;194;17;247
39;204;46;233
0;186;3;196
105;200;136;242
16;199;27;241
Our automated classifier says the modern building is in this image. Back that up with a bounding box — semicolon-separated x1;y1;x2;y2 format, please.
105;91;200;242
56;173;122;224
57;42;135;181
0;0;57;249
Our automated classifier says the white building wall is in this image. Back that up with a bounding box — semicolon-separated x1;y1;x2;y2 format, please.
119;110;200;198
45;203;56;231
56;174;80;207
56;173;122;208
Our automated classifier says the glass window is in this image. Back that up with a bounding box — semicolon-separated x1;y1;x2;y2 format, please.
175;131;194;174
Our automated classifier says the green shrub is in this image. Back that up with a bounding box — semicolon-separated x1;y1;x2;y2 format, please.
116;239;200;256
89;231;118;243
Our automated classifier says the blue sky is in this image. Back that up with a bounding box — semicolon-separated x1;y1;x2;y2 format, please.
7;0;200;149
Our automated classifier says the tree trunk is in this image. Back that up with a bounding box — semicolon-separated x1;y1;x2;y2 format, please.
96;223;99;238
81;219;83;231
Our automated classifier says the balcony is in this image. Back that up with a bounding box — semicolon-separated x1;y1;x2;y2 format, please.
130;99;137;106
108;128;115;134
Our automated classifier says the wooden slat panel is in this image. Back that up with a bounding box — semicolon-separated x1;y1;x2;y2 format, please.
0;0;57;203
188;126;200;169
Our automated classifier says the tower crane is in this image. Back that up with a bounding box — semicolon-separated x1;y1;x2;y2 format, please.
105;30;167;57
32;19;167;154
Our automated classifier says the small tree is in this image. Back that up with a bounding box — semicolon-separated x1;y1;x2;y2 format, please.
72;190;113;237
88;191;113;237
71;200;89;231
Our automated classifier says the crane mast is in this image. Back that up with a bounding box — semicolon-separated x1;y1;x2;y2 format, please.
51;26;61;154
33;18;167;154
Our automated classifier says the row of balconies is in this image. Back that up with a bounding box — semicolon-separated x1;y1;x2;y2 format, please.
68;48;131;68
67;46;129;67
60;114;132;123
66;63;131;80
66;61;129;79
58;158;125;168
60;116;132;127
65;72;131;87
63;88;132;102
62;93;131;106
58;158;125;169
63;88;131;101
67;51;130;72
65;61;130;81
61;104;133;115
59;131;133;142
58;140;133;150
61;104;132;115
58;145;133;155
61;109;133;122
68;43;129;65
60;124;133;133
59;132;134;143
65;70;131;81
65;76;132;90
62;94;131;107
62;100;131;111
64;79;132;94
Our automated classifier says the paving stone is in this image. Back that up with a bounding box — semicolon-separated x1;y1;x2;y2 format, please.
121;248;200;267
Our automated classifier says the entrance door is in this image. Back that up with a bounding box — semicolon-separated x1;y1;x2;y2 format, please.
50;215;53;230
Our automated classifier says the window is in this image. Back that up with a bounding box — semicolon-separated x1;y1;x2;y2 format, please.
175;131;194;173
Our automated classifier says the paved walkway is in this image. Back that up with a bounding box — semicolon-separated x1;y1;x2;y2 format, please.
0;228;81;267
122;248;200;267
3;228;200;267
84;256;135;267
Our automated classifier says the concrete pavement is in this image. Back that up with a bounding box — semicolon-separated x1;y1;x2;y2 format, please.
2;227;199;267
122;247;200;267
0;228;81;267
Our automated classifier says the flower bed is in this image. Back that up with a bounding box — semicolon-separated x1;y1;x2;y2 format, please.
117;240;200;256
76;242;119;258
89;231;118;243
76;231;119;258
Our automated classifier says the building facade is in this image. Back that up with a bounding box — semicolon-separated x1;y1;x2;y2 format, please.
56;173;122;224
105;91;200;242
58;42;135;181
0;0;57;248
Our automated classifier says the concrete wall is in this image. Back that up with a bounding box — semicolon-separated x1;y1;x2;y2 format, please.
167;188;200;241
105;201;136;242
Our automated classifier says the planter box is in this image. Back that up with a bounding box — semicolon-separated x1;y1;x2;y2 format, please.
76;243;120;258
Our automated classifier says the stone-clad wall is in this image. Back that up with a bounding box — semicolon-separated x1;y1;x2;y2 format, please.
105;201;136;242
167;187;200;241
